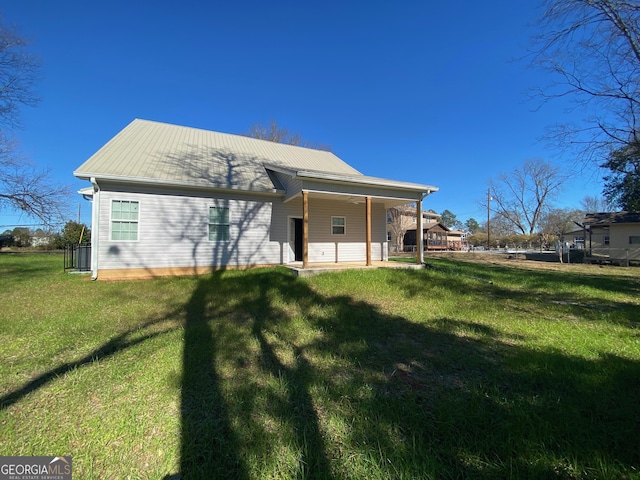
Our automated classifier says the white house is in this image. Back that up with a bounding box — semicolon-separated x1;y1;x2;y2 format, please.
74;119;438;280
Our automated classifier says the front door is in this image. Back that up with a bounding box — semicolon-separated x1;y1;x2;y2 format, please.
289;217;303;262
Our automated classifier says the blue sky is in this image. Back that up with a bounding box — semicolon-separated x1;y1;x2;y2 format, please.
0;0;604;229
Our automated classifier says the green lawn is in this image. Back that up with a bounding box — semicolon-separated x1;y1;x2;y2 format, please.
1;253;639;479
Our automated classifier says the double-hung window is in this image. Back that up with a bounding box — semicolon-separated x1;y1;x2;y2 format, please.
111;200;139;241
331;216;346;235
209;205;230;241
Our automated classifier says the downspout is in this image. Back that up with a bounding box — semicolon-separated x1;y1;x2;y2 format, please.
90;177;100;280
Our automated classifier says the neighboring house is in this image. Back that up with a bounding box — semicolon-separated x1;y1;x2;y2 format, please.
446;230;466;251
564;228;586;249
31;231;53;248
74;119;438;279
386;206;439;253
403;222;451;251
581;211;640;265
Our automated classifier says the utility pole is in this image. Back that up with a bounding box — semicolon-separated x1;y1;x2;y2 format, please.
487;188;491;250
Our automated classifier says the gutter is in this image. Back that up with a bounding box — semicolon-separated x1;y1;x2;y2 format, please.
295;170;439;192
74;172;284;196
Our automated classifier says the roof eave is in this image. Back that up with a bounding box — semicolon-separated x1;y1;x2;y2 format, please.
74;172;285;196
295;170;439;193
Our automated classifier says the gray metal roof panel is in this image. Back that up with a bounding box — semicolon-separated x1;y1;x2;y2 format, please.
75;119;437;195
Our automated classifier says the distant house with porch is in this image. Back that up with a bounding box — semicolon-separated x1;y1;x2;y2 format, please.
387;206;440;253
403;222;452;251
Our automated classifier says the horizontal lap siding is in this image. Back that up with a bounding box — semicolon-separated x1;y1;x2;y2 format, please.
306;198;387;262
96;186;389;270
98;189;281;270
612;224;640;261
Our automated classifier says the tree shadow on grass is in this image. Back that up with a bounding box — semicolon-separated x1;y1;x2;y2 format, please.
169;267;640;479
176;272;249;479
3;264;639;479
0;315;179;411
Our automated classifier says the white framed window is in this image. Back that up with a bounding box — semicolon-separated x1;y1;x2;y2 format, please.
604;236;610;245
111;200;139;241
209;205;230;242
331;216;346;235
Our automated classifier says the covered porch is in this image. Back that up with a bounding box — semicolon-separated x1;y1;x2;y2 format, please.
274;167;438;270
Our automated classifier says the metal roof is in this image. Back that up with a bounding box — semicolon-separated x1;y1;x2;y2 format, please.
74;119;437;195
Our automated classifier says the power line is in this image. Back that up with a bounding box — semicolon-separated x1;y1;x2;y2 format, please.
0;223;65;229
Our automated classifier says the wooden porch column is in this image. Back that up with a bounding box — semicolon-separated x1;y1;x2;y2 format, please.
365;196;372;266
416;199;424;264
302;190;309;268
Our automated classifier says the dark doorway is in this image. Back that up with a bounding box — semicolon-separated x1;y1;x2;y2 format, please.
291;218;303;261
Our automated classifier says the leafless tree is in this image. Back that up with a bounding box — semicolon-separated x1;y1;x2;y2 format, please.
540;207;584;238
0;18;69;225
531;0;640;164
387;204;416;252
580;194;614;212
487;159;566;235
245;120;332;151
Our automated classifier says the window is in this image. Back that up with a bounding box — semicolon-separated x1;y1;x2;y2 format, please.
629;236;640;245
209;206;230;241
604;236;610;246
111;200;139;241
331;216;346;235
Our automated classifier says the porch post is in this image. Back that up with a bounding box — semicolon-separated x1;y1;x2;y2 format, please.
365;196;372;266
416;199;424;264
302;190;309;268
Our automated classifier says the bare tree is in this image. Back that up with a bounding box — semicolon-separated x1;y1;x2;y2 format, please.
531;0;640;164
580;194;614;212
245;120;332;151
387;204;416;253
0;18;69;225
487;159;566;235
540;207;584;239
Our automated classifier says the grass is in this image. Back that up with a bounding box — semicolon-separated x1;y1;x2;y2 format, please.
1;253;639;479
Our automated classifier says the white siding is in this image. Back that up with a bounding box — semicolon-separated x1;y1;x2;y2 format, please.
94;184;389;272
274;196;387;263
96;188;283;271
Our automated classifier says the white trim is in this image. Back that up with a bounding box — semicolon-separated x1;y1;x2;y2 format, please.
287;216;303;263
207;203;231;243
331;216;346;235
109;199;140;242
74;173;283;196
296;170;438;193
90;178;100;279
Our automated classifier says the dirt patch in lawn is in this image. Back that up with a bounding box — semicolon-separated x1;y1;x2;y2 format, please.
423;251;639;276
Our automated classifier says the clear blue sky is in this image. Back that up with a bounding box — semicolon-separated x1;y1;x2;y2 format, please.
0;0;604;230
